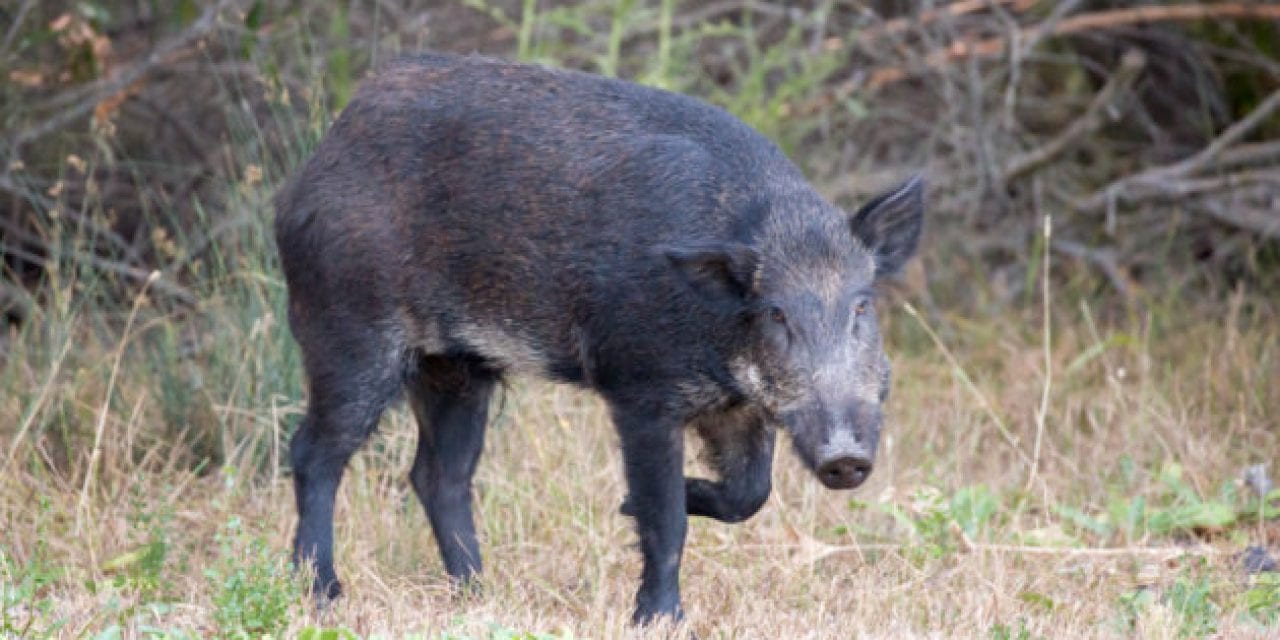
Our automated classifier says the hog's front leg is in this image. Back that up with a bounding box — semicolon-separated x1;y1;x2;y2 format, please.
622;416;775;524
612;403;688;625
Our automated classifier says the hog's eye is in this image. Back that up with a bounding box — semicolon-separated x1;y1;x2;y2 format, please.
769;306;787;325
854;299;870;317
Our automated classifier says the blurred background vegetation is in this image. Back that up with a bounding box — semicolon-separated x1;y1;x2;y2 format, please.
2;0;1279;493
3;0;1278;326
1;0;1277;499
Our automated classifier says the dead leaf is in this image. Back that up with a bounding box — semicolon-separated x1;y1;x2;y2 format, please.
8;69;44;87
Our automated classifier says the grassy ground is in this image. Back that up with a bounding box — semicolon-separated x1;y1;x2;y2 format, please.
3;2;1280;638
3;230;1277;638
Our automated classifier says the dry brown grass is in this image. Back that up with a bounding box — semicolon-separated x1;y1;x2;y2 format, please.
2;282;1277;638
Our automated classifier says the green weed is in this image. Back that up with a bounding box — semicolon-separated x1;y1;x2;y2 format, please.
204;516;302;639
693;9;849;152
1241;572;1280;626
298;627;359;640
1056;460;1273;544
988;620;1040;640
949;484;1000;540
876;484;1000;559
1165;573;1221;638
101;496;176;602
1115;570;1228;638
1114;586;1157;633
0;545;65;639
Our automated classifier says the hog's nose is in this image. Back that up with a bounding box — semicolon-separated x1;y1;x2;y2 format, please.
817;456;872;490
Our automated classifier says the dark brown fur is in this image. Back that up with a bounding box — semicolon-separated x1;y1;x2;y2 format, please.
275;52;923;624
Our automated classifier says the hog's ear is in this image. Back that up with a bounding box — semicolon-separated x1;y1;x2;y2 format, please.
849;174;924;276
664;243;761;302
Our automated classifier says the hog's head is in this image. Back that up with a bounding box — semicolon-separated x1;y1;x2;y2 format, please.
667;176;924;489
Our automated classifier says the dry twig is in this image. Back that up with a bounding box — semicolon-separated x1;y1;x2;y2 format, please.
864;3;1280;91
1194;197;1280;240
4;0;234;151
1052;239;1136;300
0;279;34;322
1214;140;1280;169
0;238;196;306
0;173;140;260
1072;88;1280;227
0;0;38;58
1002;49;1146;183
860;0;1038;44
1143;88;1280;181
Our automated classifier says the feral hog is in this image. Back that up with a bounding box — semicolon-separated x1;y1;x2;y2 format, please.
274;52;924;624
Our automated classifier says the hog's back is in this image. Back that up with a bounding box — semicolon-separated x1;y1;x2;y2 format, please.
274;53;803;384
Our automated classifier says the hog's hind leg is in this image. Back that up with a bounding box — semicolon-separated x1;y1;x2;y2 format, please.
291;332;403;601
406;354;496;585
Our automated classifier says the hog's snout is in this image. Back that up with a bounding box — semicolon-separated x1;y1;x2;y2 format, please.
784;400;882;490
809;403;880;490
816;454;872;489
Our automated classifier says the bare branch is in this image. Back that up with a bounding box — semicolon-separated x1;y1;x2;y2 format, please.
0;278;33;323
5;0;235;152
1216;140;1280;169
860;0;1038;44
0;174;141;261
1052;239;1135;301
0;173;55;211
1193;195;1280;240
865;3;1280;91
1077;168;1280;215
1075;89;1280;215
1;0;37;58
1002;49;1145;183
0;224;196;306
1145;89;1280;180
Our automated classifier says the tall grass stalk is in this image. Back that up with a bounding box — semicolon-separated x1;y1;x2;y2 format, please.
1027;214;1053;494
77;270;161;533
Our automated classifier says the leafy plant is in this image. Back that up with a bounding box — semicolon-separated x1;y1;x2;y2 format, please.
878;487;953;559
1240;572;1280;626
989;620;1039;640
878;484;1000;559
1114;572;1225;638
1114;587;1156;634
696;10;849;152
1165;574;1220;638
1;546;66;639
1056;460;1272;544
102;498;175;601
298;627;359;640
204;517;302;639
950;484;1000;540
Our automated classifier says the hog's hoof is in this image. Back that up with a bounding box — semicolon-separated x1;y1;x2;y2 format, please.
448;574;485;600
310;577;342;608
631;603;690;636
